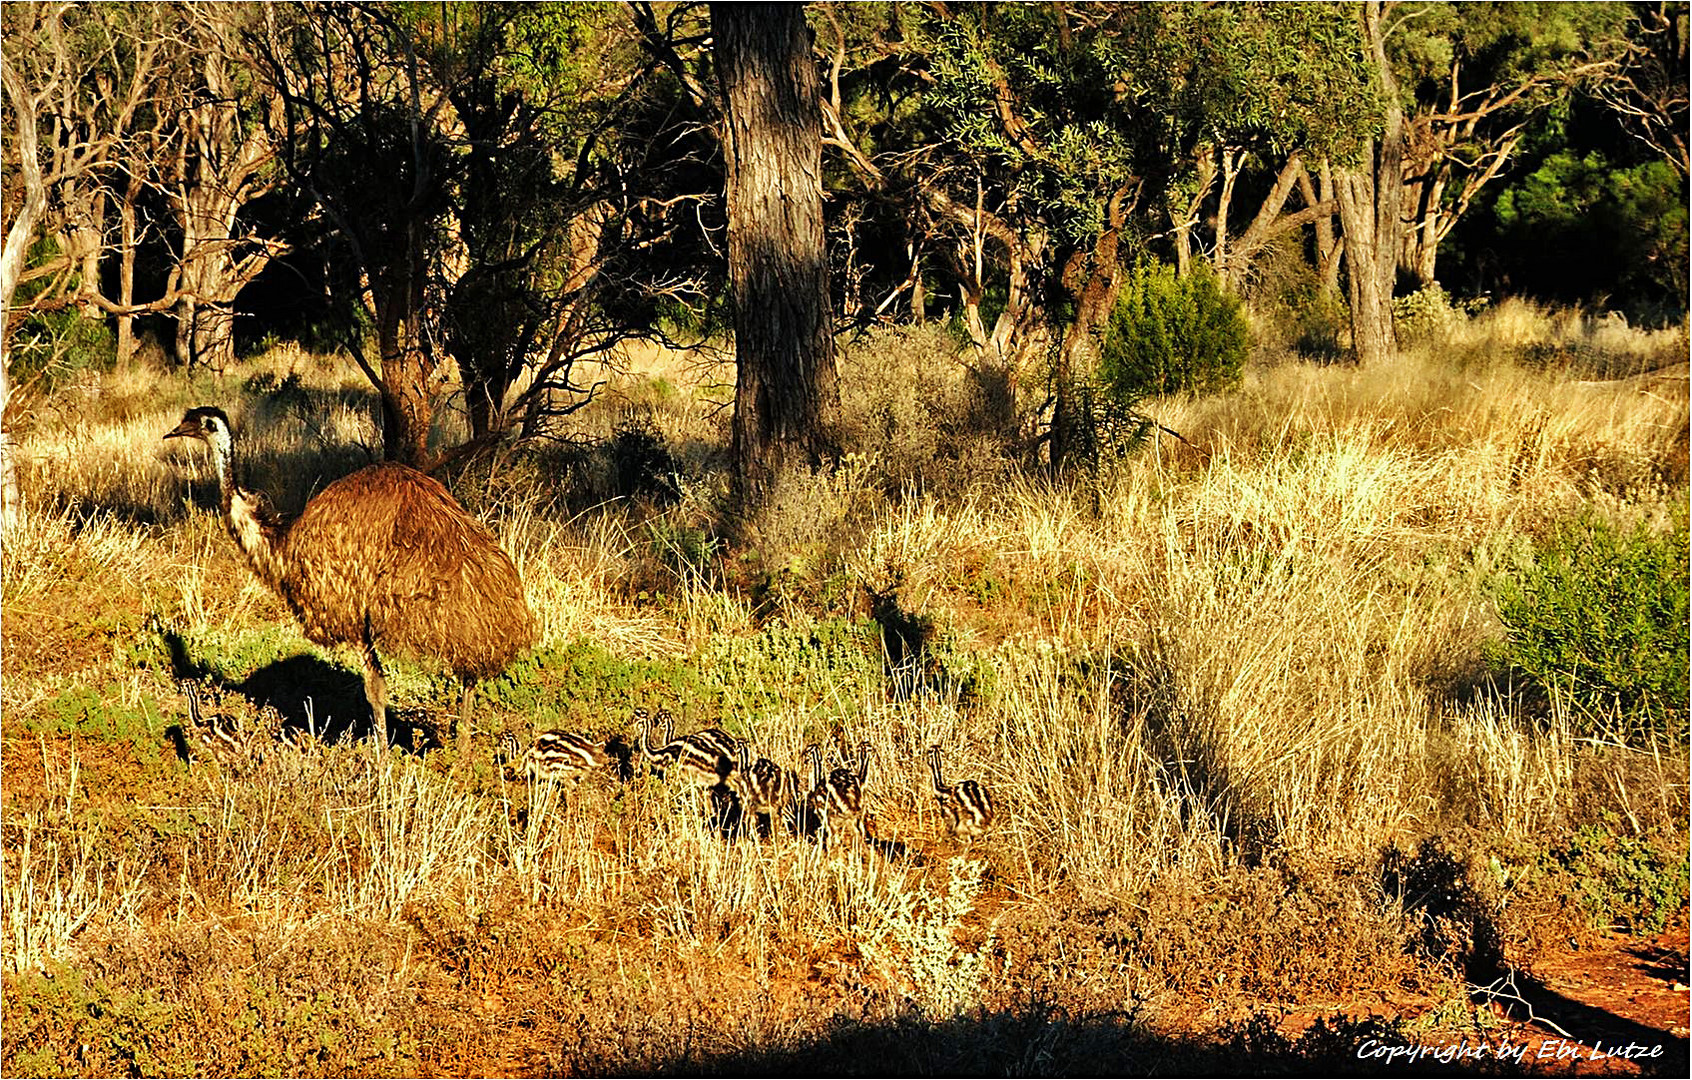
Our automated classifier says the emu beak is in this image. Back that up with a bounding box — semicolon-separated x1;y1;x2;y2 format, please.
163;418;200;441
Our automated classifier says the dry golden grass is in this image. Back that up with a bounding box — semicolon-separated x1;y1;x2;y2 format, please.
2;304;1686;1074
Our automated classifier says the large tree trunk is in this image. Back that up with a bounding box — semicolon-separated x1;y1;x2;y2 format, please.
1402;161;1448;287
714;3;838;500
1334;1;1404;365
170;45;281;372
2;55;47;534
1050;181;1133;475
174;297;240;372
372;244;435;469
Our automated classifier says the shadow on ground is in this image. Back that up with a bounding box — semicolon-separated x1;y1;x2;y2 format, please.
529;999;1690;1078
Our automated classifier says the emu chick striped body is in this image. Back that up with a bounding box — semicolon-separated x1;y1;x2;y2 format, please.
639;708;731;786
734;739;799;827
502;730;611;785
805;742;871;844
928;745;996;840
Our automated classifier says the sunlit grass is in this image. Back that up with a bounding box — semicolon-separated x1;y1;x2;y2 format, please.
2;307;1686;1071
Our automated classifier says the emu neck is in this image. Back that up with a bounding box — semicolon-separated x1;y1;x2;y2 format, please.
204;428;237;517
208;425;284;596
227;490;287;595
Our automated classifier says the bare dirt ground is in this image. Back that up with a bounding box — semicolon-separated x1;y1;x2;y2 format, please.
1489;916;1690;1076
1270;915;1691;1078
408;888;1689;1077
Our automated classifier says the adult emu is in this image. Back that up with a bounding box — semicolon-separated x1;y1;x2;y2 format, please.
165;406;536;756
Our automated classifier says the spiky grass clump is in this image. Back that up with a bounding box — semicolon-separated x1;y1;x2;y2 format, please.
3;313;1687;1073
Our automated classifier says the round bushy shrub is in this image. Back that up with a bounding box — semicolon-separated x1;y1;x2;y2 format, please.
1099;259;1251;397
1490;512;1689;746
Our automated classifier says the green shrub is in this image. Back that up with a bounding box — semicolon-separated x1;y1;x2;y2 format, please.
7;309;117;390
1557;821;1689;934
23;685;163;752
1246;241;1348;363
1099;259;1250;398
698;615;883;724
610;412;681;504
1489;512;1689;745
1392;284;1487;346
1391;285;1460;345
1287;288;1349;364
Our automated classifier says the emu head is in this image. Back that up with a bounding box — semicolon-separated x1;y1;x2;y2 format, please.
164;405;238;466
165;405;238;486
164;405;235;446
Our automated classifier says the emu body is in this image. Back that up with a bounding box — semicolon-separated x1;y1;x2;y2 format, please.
805;742;870;845
166;407;536;755
639;708;733;786
734;738;800;834
501;730;611;788
928;745;995;840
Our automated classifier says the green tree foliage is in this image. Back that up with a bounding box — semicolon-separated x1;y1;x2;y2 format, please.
922;5;1141;250
819;2;1375;470
258;2;715;453
422;2;673;439
1143;2;1375;159
7;239;116;391
1491;513;1690;747
1389;1;1632;286
1099;260;1250;398
1494;151;1688;325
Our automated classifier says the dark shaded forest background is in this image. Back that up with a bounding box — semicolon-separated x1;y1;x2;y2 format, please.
4;1;1686;493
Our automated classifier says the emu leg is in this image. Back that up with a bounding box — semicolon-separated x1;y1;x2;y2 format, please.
361;642;389;758
455;681;476;760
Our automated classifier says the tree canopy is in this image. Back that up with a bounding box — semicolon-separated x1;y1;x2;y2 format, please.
3;1;1684;492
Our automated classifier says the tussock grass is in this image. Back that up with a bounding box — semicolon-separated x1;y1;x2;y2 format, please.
3;309;1687;1073
2;741;148;974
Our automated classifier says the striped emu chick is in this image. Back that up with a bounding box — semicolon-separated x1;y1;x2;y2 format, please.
639;708;731;787
734;738;799;829
635;707;667;773
805;742;871;845
180;679;264;770
501;730;611;785
928;745;996;840
689;724;740;766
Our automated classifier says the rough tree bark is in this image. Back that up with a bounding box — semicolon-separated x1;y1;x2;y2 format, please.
1334;0;1404;365
1299;158;1345;298
1;50;47;533
1050;180;1135;475
169;11;284;372
714;3;838;501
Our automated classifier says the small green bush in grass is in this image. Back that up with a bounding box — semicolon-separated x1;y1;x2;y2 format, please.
1099;259;1250;398
24;685;162;751
480;640;709;724
1489;512;1689;746
1557;820;1689;934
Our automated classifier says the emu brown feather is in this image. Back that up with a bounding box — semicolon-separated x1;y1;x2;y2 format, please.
167;406;536;754
262;463;535;680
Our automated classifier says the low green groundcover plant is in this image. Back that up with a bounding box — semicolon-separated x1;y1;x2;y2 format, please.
1491;512;1689;746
